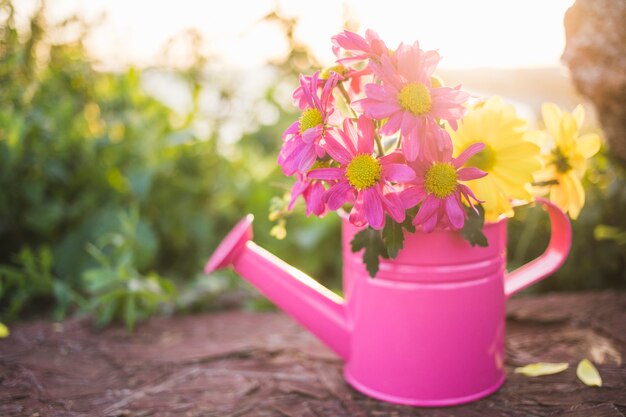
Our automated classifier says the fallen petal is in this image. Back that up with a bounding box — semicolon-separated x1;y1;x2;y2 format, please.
514;362;569;377
576;359;602;387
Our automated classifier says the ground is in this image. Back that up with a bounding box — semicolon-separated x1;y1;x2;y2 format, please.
1;291;625;417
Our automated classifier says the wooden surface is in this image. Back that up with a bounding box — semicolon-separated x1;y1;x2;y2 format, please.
1;291;625;417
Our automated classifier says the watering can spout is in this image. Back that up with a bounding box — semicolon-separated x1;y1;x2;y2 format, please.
204;215;350;360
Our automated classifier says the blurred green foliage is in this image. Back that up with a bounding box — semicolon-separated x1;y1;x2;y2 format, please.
0;1;624;330
0;1;341;327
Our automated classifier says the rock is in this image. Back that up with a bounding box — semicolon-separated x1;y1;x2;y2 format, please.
562;0;626;164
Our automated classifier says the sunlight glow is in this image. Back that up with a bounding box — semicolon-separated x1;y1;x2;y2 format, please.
17;0;574;70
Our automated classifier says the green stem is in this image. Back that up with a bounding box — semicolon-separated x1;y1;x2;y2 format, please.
374;131;384;156
337;82;357;118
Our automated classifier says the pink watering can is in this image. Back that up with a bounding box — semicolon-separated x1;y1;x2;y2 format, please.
205;198;571;407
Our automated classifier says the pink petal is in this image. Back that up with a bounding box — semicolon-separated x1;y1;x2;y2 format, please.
422;50;441;78
282;120;300;141
401;127;419;162
380;151;406;165
363;187;384;230
302;124;322;144
340;119;358;156
308;167;345;181
457;167;487;181
453;142;486;168
305;182;326;217
364;83;393;101
445;194;465;230
356;116;375;154
382;163;416;183
399;185;426;209
365;102;402;120
296;145;317;173
413;194;440;226
288;176;308;210
349;192;367;227
380;186;406;223
422;210;439;233
380;113;402;135
322;134;352;165
325;180;353;210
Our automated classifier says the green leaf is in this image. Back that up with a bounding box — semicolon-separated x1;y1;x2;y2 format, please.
382;217;404;259
514;362;569;377
576;359;602;387
460;205;488;247
351;227;388;278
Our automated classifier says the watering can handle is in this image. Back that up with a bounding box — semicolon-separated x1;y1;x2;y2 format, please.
504;198;572;298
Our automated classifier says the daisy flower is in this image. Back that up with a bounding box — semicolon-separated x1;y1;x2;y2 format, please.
332;29;390;65
448;97;542;222
530;103;601;219
402;143;487;232
278;72;340;175
356;42;469;162
308;117;416;230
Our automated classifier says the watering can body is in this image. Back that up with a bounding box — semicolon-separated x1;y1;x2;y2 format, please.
205;198;571;406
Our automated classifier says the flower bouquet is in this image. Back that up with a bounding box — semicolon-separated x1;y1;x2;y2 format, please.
207;29;601;406
275;29;601;276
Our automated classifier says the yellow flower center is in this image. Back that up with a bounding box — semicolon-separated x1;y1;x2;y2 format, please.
320;65;347;79
430;75;444;89
397;83;432;116
467;144;496;171
299;108;323;134
346;154;382;190
551;147;572;173
425;163;458;198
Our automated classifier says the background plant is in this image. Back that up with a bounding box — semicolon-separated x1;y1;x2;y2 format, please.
0;1;624;328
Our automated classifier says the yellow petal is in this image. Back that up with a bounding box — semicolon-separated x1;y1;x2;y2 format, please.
576;359;602;387
515;362;569;377
0;322;9;338
576;133;601;158
572;104;585;128
562;173;585;219
559;112;578;147
542;103;562;138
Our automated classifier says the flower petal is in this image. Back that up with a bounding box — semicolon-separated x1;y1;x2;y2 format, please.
399;185;426;209
363;187;384;230
356;116;375;154
308;167;345;181
382;163;416;183
305;182;326;216
380;186;406;223
413;194;440;225
323;134;352;165
324;180;353;210
445;194;465;230
457;167;487;181
576;133;601;158
454;142;486;168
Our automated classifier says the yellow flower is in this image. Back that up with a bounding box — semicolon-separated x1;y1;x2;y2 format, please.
530;103;601;219
448;97;541;222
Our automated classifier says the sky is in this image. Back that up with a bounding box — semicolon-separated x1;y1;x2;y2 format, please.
16;0;575;71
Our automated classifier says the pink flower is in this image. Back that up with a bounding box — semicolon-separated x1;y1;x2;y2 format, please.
288;173;328;217
401;143;487;232
331;29;391;97
356;42;469;162
332;29;391;65
278;72;340;175
308;117;416;230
